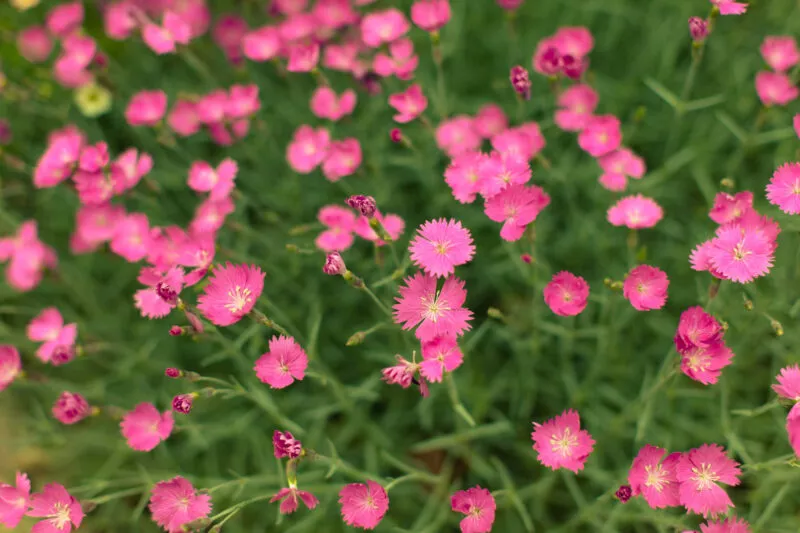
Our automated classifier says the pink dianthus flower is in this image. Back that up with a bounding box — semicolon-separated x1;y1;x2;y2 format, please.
578;115;622;157
700;517;751;533
52;391;91;425
674;306;722;354
310;87;357;122
389;84;428;123
627;445;681;509
623;265;669;311
287;125;330;174
543;271;589;317
755;71;798;106
676;444;741;517
554;84;598;132
0;471;30;528
478;151;531;199
607;194;663;229
484;183;550;242
773;364;800;401
125;90;167;127
197;263;264;326
149;477;211;533
273;430;302;459
393;273;473;341
420;335;463;382
409;219;475;278
709;192;754;225
339;480;389;530
27;483;83;533
361;9;410;48
766;163;800;214
316;205;356;251
597;148;645;191
0;345;21;392
254;335;308;389
680;341;734;385
474;104;508;138
444;151;487;204
120;403;174;452
27;307;78;364
134;266;185;319
410;0;451;32
708;225;774;283
436;116;482;158
271;487;319;514
187;158;238;200
451;486;496;533
761;36;799;73
531;409;595;473
711;0;747;15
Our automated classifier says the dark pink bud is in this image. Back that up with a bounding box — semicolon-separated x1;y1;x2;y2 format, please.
155;281;179;305
390;128;402;143
184;309;205;334
496;0;524;9
273;430;303;459
165;368;183;378
169;325;183;336
510;65;531;100
520;253;532;264
540;47;562;76
561;55;585;80
615;485;632;503
688;17;709;42
50;345;76;366
346;195;377;217
323;252;347;276
172;394;194;414
52;392;91;425
359;71;382;95
93;52;108;70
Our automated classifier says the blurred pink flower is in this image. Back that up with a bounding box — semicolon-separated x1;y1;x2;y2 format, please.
437;116;482;157
794;114;800;138
126;90;168;127
111;213;152;262
226;84;260;120
607;194;663;229
46;1;84;37
287;125;330;173
104;1;138;40
17;26;53;63
755;71;798;106
326;42;359;72
74;204;123;250
111;148;154;193
389;84;428;123
28;483;83;533
167;99;201;136
322;139;362;182
578;115;622;157
382;355;421;391
773;365;800;401
766;162;800;214
409;219;475;278
484;183;550;242
676;444;740;516
27;307;77;364
543;271;589;316
553;26;594;59
373;38;419;80
52;391;91;425
0;220;57;292
287;43;320;72
627;445;681;508
134;266;185;319
188;158;238;199
787;414;800;458
496;0;524;9
143;11;191;55
444;151;487;204
491;123;545;160
339;480;389;530
149;477;211;533
0;471;29;528
411;0;451;32
310;87;357;121
34;128;84;188
120;403;174;452
761;36;799;72
316;205;356;251
709;191;753;224
393;273;472;341
212;14;247;65
271;487;319;514
531;409;595;472
623;265;669;311
711;0;747;15
451;486;495;533
242;25;282;62
254;335;308;389
361;8;410;48
354;210;405;246
700;517;751;533
0;346;21;393
198;263;263;326
474;104;508;138
420;335;463;382
597;148;645;192
313;0;358;30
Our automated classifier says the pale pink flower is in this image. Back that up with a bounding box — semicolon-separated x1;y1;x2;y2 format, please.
711;0;747;15
761;36;799;73
0;471;30;528
197;263;264;326
149;477;211;533
310;87;357;121
254;335;308;389
339;480;389;530
120;403;174;452
373;38;419;80
212;14;247;65
104;1;138;40
27;483;83;533
490;123;546;160
474;104;508;139
143;12;191;55
553;26;594;59
393;273;473;341
755;71;798;106
273;430;303;459
313;0;358;30
226;84;260;119
278;12;316;42
196;90;227;124
242;25;282;62
578;115;622;157
270;487;319;514
134;266;185;319
555;84;598;131
0;345;21;392
190;196;235;235
708;226;774;283
676;444;741;517
322;139;362;182
623;265;669;311
484;183;550;242
773;365;800;401
478;151;531;199
597;148;646;191
700;517;751;533
187;158;238;199
389;84;428;123
326;42;360;72
709;191;753;224
674;306;722;354
420;335;463;382
766;163;800;214
607;194;663;229
437;116;482;157
110;148;154;194
316;205;356;251
451;486;496;533
444;151;487;204
167;99;201;137
627;445;681;509
680;341;734;385
361;9;410;48
353;211;405;246
543;271;589;317
409;219;475;278
46;2;84;37
17;26;53;63
794;114;800;139
126;90;168;127
0;220;57;292
27;307;78;364
52;391;91;425
286;43;320;72
531;409;595;473
287;125;330;174
109;213;151;262
34;129;83;188
411;0;451;32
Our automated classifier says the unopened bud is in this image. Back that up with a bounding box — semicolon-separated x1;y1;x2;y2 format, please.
165;368;183;378
346;331;367;346
182;518;211;531
509;65;531;100
615;485;632;503
743;299;753;311
771;319;784;337
390;128;402;143
720;178;735;189
346;195;377;218
184;309;204;334
487;307;505;320
633;106;647;123
323;252;347;276
688;17;709;42
172;393;196;414
520;253;532;264
169;325;184;336
286;243;299;253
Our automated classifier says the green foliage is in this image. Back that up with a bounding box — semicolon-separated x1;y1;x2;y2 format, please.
1;0;800;531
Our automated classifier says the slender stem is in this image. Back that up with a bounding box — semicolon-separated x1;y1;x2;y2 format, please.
250;309;292;337
360;284;393;317
384;473;428;492
180;48;215;85
446;373;476;427
87;486;146;505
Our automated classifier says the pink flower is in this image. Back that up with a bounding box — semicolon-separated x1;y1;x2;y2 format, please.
451;486;496;533
190;196;235;235
143;12;191;55
755;71;798;106
411;0;451;32
254;335;308;389
786;414;800;457
0;220;57;292
120;403;174;452
104;1;138;40
339;480;389;530
474;104;507;138
676;444;741;516
27;483;83;533
149;477;212;533
197;263;264;326
773;365;800;401
578;115;622;157
707;225;774;283
167;99;201;137
623;265;669;311
361;9;410;48
766;162;800;214
709;192;754;224
531;409;595;473
393;273;473;341
437;116;482;157
125;90;167;127
478;151;531;199
554;84;598;131
353;210;406;246
674;306;723;354
27;307;78;364
490;124;545;160
553;26;594;59
242;25;282;62
46;2;84;37
287;125;330;174
607;194;663;229
322;139;362;182
316;205;356;251
420;335;463;382
409;219;475;278
134;266;185;319
496;0;524;9
700;517;751;533
680;341;734;385
73;204;123;252
52;391;91;425
532;39;563;76
484;183;550;242
188;158;238;199
226;84;260;119
597;148;646;191
381;354;421;391
34;129;83;188
794;114;800;139
310;87;357;121
0;471;30;528
761;36;799;73
389;84;428;123
711;0;747;15
373;38;419;80
627;445;681;508
110;148;154;193
273;430;302;459
313;0;358;30
212;14;247;65
287;43;320;72
543;271;589;317
110;213;152;263
444;152;486;204
17;26;53;63
270;487;319;514
0;345;21;392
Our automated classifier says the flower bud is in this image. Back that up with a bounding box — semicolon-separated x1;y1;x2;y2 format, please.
184;309;204;334
688;17;709;42
172;393;195;414
346;331;367;346
169;325;183;336
155;281;179;305
520;253;532;264
50;345;76;366
509;65;531;100
615;485;632;503
273;430;303;459
165;368;183;378
390;128;402;143
346;195;377;217
52;392;91;425
561;54;586;80
323;252;347;276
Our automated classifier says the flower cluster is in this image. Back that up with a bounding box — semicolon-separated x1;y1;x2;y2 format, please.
674;306;734;385
0;473;83;532
755;35;798;107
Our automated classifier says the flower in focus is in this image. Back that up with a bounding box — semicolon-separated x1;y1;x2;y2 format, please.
766;163;800;215
254;335;308;389
708;225;774;283
578;115;622;157
755;71;798;106
149;476;212;533
543;271;589;317
627;444;681;508
388;84;428;123
531;409;595;473
623;265;669;311
382;355;424;394
680;341;734;385
676;444;741;516
420;335;463;382
134;266;185;319
409;219;475;278
700;517;751;533
27;307;78;364
710;0;747;15
450;486;496;533
0;345;22;392
484;184;550;242
120;403;174;452
410;0;451;32
478;151;531;199
273;430;303;459
271;487;319;514
760;36;799;72
674;306;722;353
773;365;800;403
393;273;473;341
74;82;112;118
708;192;753;225
339;480;389;530
607;194;663;229
0;471;30;528
197;263;264;326
52;391;91;425
27;483;83;533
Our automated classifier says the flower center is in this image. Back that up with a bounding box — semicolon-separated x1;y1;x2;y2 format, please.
434;240;450;255
691;462;719;491
469;505;483;518
550;427;577;457
423;292;450;323
636;282;648;294
732;242;750;262
643;464;668;492
49;502;71;529
686;347;710;372
225;286;253;314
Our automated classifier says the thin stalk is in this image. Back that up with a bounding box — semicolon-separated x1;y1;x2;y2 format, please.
446;373;476;427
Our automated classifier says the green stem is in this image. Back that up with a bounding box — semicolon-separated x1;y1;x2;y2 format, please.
360;284;393;317
250;309;292;337
384;473;427;492
446;373;476;427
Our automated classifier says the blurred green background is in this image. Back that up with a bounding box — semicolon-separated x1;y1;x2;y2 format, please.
1;0;800;531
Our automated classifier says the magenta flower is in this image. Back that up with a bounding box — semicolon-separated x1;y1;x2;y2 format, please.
411;0;451;32
142;12;191;55
491;123;546;160
286;125;330;174
623;265;669;311
0;471;30;528
149;477;212;533
187;158;238;200
0;220;57;292
27;483;83;533
242;26;282;62
420;335;464;382
478;151;531;199
543;271;589;317
27;307;78;364
361;8;410;48
316;205;357;251
339;480;389;530
287;43;320;72
708;226;774;283
254;335;308;389
708;192;753;225
393;273;473;341
674;307;722;354
531;409;595;473
46;2;84;37
607;194;663;229
134;266;185;319
700;517;751;533
437;116;483;158
322;138;362;182
0;345;21;392
271;487;319;514
409;219;475;278
33;128;83;188
273;430;303;459
774;365;800;402
787;414;800;458
597;148;646;192
444;152;487;204
680;341;734;385
104;2;138;40
554;84;598;132
689;17;709;42
761;36;799;73
474;104;508;138
197;263;264;326
120;402;174;452
451;486;496;533
190;196;235;235
484;184;550;242
627;445;681;509
766;162;800;214
755;71;798;106
52;391;91;425
389;84;428;123
578;115;622;157
110;148;154;194
711;0;747;15
676;444;741;517
125;90;168;127
310;87;357;122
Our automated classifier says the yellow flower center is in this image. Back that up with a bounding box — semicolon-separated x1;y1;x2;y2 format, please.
225;286;253;314
550;427;577;457
691;463;719;491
